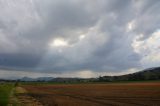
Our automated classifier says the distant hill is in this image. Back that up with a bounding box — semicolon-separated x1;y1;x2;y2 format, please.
1;67;160;82
99;67;160;82
19;77;54;82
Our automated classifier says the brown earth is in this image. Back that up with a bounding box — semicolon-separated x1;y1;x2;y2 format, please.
22;82;160;106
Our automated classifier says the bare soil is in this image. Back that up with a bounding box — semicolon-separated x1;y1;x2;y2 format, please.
22;82;160;106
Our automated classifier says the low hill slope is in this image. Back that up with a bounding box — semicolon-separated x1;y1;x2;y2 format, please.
99;67;160;81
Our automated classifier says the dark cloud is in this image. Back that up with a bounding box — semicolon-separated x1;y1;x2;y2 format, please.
0;0;160;77
0;53;42;70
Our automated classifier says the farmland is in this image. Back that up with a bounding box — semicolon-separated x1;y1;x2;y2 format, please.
21;82;160;106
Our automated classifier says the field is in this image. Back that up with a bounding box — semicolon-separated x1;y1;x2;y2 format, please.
0;83;14;106
21;82;160;106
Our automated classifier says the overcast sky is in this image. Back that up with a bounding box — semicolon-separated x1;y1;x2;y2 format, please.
0;0;160;79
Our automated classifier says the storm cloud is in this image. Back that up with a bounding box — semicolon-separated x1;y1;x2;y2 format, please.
0;0;160;78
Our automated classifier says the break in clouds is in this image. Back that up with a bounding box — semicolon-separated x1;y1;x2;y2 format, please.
0;0;160;78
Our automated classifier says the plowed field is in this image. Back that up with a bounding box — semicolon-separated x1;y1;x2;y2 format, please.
23;82;160;106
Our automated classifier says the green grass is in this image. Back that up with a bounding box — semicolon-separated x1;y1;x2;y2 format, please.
0;83;14;106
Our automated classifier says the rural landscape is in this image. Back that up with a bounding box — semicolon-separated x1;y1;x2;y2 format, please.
0;0;160;106
0;67;160;106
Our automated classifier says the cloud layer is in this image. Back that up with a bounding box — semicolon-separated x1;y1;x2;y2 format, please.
0;0;160;78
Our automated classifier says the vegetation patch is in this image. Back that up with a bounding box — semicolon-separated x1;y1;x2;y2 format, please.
0;83;14;106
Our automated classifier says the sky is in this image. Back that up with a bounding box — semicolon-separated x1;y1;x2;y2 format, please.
0;0;160;79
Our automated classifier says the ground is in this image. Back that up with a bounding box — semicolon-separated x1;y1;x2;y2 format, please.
22;82;160;106
8;86;42;106
1;82;160;106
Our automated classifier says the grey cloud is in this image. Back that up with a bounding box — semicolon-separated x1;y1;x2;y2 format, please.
0;0;160;77
0;53;42;69
133;0;160;40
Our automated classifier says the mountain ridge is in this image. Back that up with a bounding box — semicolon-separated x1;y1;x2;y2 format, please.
0;67;160;82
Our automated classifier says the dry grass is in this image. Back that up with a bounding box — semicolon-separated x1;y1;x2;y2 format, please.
13;87;43;106
23;82;160;106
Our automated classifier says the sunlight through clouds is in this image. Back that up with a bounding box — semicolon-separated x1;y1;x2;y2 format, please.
0;0;160;78
49;38;69;47
132;30;160;68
